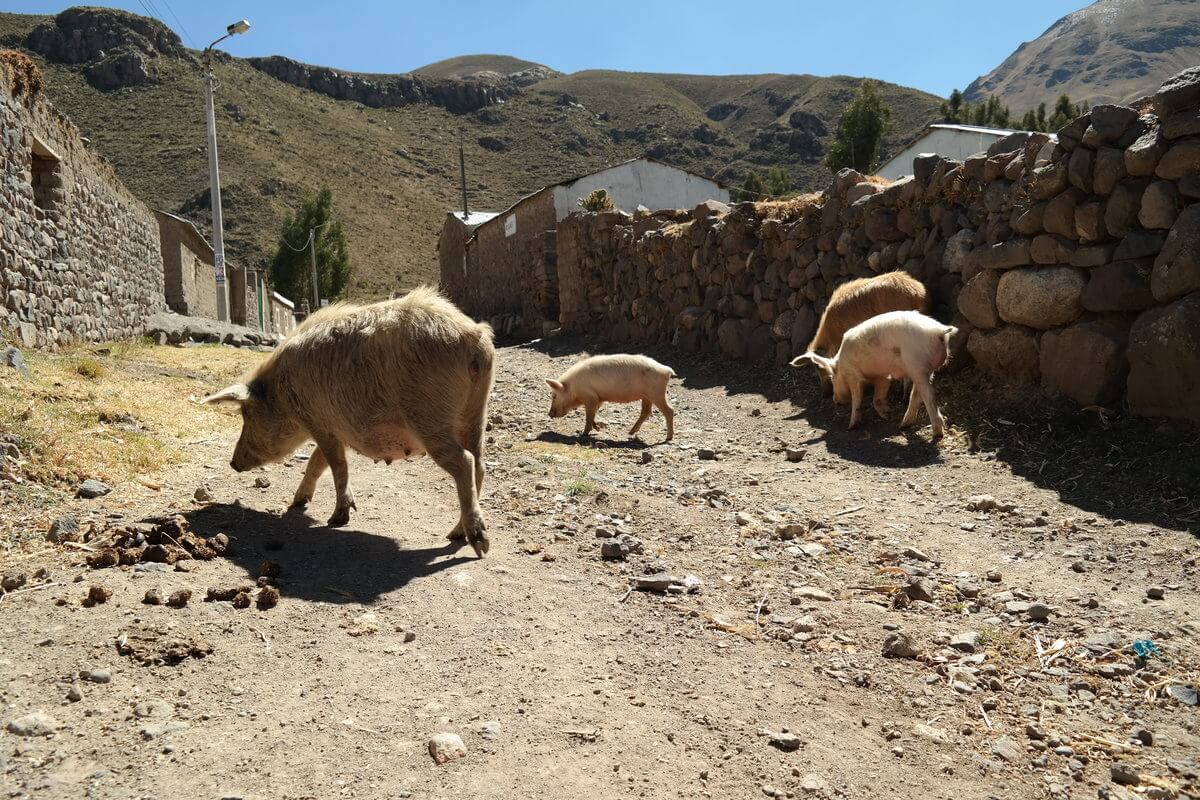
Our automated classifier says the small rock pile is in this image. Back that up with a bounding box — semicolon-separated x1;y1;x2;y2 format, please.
84;515;230;569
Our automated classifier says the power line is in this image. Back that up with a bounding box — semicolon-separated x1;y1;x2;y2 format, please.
157;0;197;49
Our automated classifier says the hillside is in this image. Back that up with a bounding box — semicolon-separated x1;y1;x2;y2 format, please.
964;0;1200;109
0;7;942;301
414;54;555;80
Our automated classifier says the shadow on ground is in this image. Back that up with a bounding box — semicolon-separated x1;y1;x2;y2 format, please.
534;430;653;450
513;335;1199;533
180;503;474;604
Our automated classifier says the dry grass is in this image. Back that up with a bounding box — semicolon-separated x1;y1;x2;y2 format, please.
0;341;263;489
0;49;44;102
755;191;825;221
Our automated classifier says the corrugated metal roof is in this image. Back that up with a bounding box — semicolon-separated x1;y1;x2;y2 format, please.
447;211;500;226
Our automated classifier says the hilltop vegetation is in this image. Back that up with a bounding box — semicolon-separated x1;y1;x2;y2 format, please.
0;7;941;300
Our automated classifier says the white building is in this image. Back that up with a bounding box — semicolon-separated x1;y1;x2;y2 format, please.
875;123;1053;181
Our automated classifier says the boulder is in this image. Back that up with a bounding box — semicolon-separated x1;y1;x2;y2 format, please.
1043;189;1081;237
1124;127;1167;176
1155;139;1200;180
1070;243;1116;268
1086;105;1138;145
1030;163;1069;200
1114;230;1167;260
1127;293;1200;420
958;270;1002;329
967;326;1040;384
1092;147;1126;195
1163;108;1200;139
987;131;1032;157
996;267;1086;329
1057;114;1091;151
941;229;974;274
1152;66;1200;117
1068;147;1094;193
1180;172;1200;199
1012;202;1046;236
1083;260;1156;312
790;305;817;354
85;50;152;91
717;318;748;359
1137;180;1180;230
971;239;1032;271
1030;234;1074;264
1104;179;1148;237
1040;321;1128;406
693;199;730;219
1152;203;1200;302
1074;202;1108;243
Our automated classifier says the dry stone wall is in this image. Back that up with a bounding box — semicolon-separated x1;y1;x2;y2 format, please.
553;67;1200;421
0;58;165;347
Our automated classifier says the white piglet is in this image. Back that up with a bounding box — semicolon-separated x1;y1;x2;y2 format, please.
546;354;676;441
791;310;956;438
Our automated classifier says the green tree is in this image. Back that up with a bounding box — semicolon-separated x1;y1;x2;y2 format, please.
269;187;350;306
767;166;791;197
736;170;765;201
1035;102;1047;132
824;79;892;174
1019;109;1040;132
1047;93;1080;130
941;88;965;123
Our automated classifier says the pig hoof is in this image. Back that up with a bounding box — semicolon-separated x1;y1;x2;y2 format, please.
328;502;355;527
290;493;312;508
874;404;890;420
457;515;488;557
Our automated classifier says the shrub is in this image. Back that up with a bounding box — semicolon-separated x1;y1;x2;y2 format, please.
578;189;614;212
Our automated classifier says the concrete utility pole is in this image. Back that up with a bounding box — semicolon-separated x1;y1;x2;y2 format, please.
201;19;250;323
285;220;334;311
459;127;469;221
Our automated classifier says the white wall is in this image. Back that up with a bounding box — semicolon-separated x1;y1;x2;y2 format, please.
876;129;1008;181
552;160;730;220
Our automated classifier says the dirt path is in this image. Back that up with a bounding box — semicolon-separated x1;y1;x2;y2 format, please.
2;339;1198;800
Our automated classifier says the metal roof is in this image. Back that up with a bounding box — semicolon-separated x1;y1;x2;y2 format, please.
447;211;500;226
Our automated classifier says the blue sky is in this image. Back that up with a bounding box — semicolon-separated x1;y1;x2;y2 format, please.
8;1;1088;97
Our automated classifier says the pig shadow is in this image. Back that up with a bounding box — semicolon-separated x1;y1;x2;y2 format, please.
534;430;652;450
179;504;473;604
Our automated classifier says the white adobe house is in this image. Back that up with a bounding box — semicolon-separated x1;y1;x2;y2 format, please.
875;123;1055;181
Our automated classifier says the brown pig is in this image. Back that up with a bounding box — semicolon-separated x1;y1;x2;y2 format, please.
203;287;496;557
546;354;676;441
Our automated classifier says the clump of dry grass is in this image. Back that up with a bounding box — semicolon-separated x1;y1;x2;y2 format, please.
74;358;107;380
755;191;825;221
0;50;44;103
862;174;895;186
0;342;264;488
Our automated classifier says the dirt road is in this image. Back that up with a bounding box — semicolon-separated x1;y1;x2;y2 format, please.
2;338;1198;799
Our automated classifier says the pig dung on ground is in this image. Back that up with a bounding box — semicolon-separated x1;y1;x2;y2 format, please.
808;271;927;395
202;287;496;557
791;310;956;439
546;354;676;441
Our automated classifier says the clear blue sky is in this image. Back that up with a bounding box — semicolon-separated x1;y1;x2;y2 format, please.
7;0;1088;97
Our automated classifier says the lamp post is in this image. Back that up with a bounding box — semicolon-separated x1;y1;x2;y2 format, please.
201;19;250;323
304;220;334;311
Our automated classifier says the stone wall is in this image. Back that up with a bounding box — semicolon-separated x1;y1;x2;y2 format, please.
154;210;216;319
551;67;1200;421
459;190;558;335
0;56;165;346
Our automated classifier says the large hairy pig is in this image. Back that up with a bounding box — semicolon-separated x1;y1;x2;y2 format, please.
791;310;956;439
203;287;496;557
546;354;676;441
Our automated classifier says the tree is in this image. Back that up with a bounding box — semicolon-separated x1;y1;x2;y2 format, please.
824;79;892;174
1048;93;1081;131
767;166;791;197
736;170;765;202
1035;102;1047;132
269;187;350;306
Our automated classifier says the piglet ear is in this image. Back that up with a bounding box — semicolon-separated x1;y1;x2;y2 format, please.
202;383;250;404
545;379;565;392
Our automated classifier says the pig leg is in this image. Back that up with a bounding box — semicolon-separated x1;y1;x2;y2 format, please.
900;381;924;429
628;400;653;438
426;430;488;557
916;378;946;438
582;398;601;436
290;446;328;508
871;377;891;420
317;438;355;527
846;379;865;430
652;390;674;441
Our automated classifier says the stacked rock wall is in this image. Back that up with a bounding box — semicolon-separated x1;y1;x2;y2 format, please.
0;57;166;346
552;67;1200;421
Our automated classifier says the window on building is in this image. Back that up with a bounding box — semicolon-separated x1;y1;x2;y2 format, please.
30;135;64;215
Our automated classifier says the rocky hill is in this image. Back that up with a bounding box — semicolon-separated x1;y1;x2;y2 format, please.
965;0;1200;110
0;7;941;299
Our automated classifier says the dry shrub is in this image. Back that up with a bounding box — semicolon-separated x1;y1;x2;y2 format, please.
0;50;45;103
862;174;895;186
755;191;825;221
578;188;615;212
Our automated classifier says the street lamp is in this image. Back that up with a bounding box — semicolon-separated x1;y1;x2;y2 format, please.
201;19;251;323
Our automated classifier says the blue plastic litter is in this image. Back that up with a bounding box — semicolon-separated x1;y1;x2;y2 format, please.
1132;639;1161;659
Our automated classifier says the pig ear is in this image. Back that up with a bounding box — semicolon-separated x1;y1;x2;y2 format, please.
202;383;251;404
545;379;565;392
